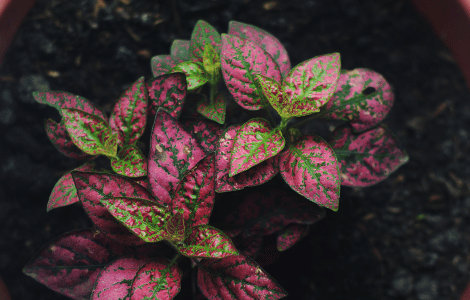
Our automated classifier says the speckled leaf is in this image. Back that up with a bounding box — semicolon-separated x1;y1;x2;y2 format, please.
197;253;287;300
162;213;186;244
221;34;282;110
151;55;178;77
282;53;341;117
172;154;215;228
62;109;118;157
45;119;91;160
72;171;166;246
130;259;182;300
216;125;278;193
172;61;209;91
189;20;222;62
109;77;148;146
203;43;221;81
47;161;96;212
146;73;187;119
228;21;291;78
276;224;309;251
329;125;408;187
23;229;120;300
176;225;238;259
181;118;224;152
255;74;286;117
148;109;206;202
279;135;341;211
101;197;168;243
111;145;147;177
223;187;325;238
319;68;394;132
91;257;148;300
230;118;285;177
171;39;190;62
197;93;226;124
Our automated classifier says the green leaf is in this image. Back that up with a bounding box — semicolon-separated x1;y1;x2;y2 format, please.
203;43;221;83
171;39;190;62
162;213;185;244
172;61;209;91
189;20;222;62
197;93;226;124
62;108;118;158
255;74;286;117
110;145;147;177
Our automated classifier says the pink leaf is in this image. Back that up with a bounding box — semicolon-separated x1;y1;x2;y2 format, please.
109;77;148;146
276;224;309;251
196;93;226;124
181;118;224;153
279;135;341;211
221;34;282;110
216;125;278;193
328;125;409;187
47;161;96;212
282;53;341;117
111;145;147;178
151;55;178;77
170;39;190;62
320;68;394;132
189;20;222;62
148;109;206;202
45;119;91;160
229;118;285;177
228;21;291;78
197;253;287;300
146;73;187;120
130;259;182;300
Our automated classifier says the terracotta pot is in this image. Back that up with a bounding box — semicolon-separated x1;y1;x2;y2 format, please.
0;0;37;65
0;275;11;300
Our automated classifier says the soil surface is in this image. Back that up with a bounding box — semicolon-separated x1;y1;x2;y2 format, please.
1;0;470;299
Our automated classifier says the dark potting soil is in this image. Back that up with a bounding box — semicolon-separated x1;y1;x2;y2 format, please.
1;0;470;299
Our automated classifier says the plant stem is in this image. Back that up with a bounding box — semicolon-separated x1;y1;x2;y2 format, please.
170;253;181;265
279;117;291;130
209;80;217;105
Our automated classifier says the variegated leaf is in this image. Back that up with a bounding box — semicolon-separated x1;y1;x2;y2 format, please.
221;34;282;110
130;259;182;300
148;109;206;202
229;118;285;177
172;61;209;91
189;20;222;62
181;118;224;153
109;77;148;146
101;197;168;243
279;135;341;211
62;108;118;157
197;254;287;300
45;119;91;160
255;74;286;118
172;154;215;228
146;73;187;119
176;225;238;259
151;55;178;77
203;43;221;81
197;93;226;124
228;21;291;78
282;53;341;117
91;257;148;300
276;224;309;251
216;125;278;193
47;161;96;212
111;145;147;177
162;213;186;244
329;125;408;187
170;39;190;62
319;68;394;132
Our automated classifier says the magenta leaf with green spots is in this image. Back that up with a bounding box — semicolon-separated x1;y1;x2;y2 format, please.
111;145;147;178
216;125;279;193
148;109;206;201
228;21;291;78
130;259;182;300
189;20;222;62
282;53;341;117
62;108;118;158
172;154;215;228
109;77;148;146
45;118;92;160
172;61;208;91
146;73;187;119
279;135;341;211
170;39;190;62
151;55;179;77
181;118;224;153
221;34;282;110
276;224;309;251
255;74;287;117
329;125;409;187
197;93;226;124
47;161;96;212
223;187;325;238
319;68;394;132
176;225;238;259
91;257;148;300
101;197;168;243
197;253;287;300
229;118;285;177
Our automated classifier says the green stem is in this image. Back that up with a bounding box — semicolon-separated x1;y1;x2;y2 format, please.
170;253;181;265
291;113;320;129
279;117;291;130
209;81;217;105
